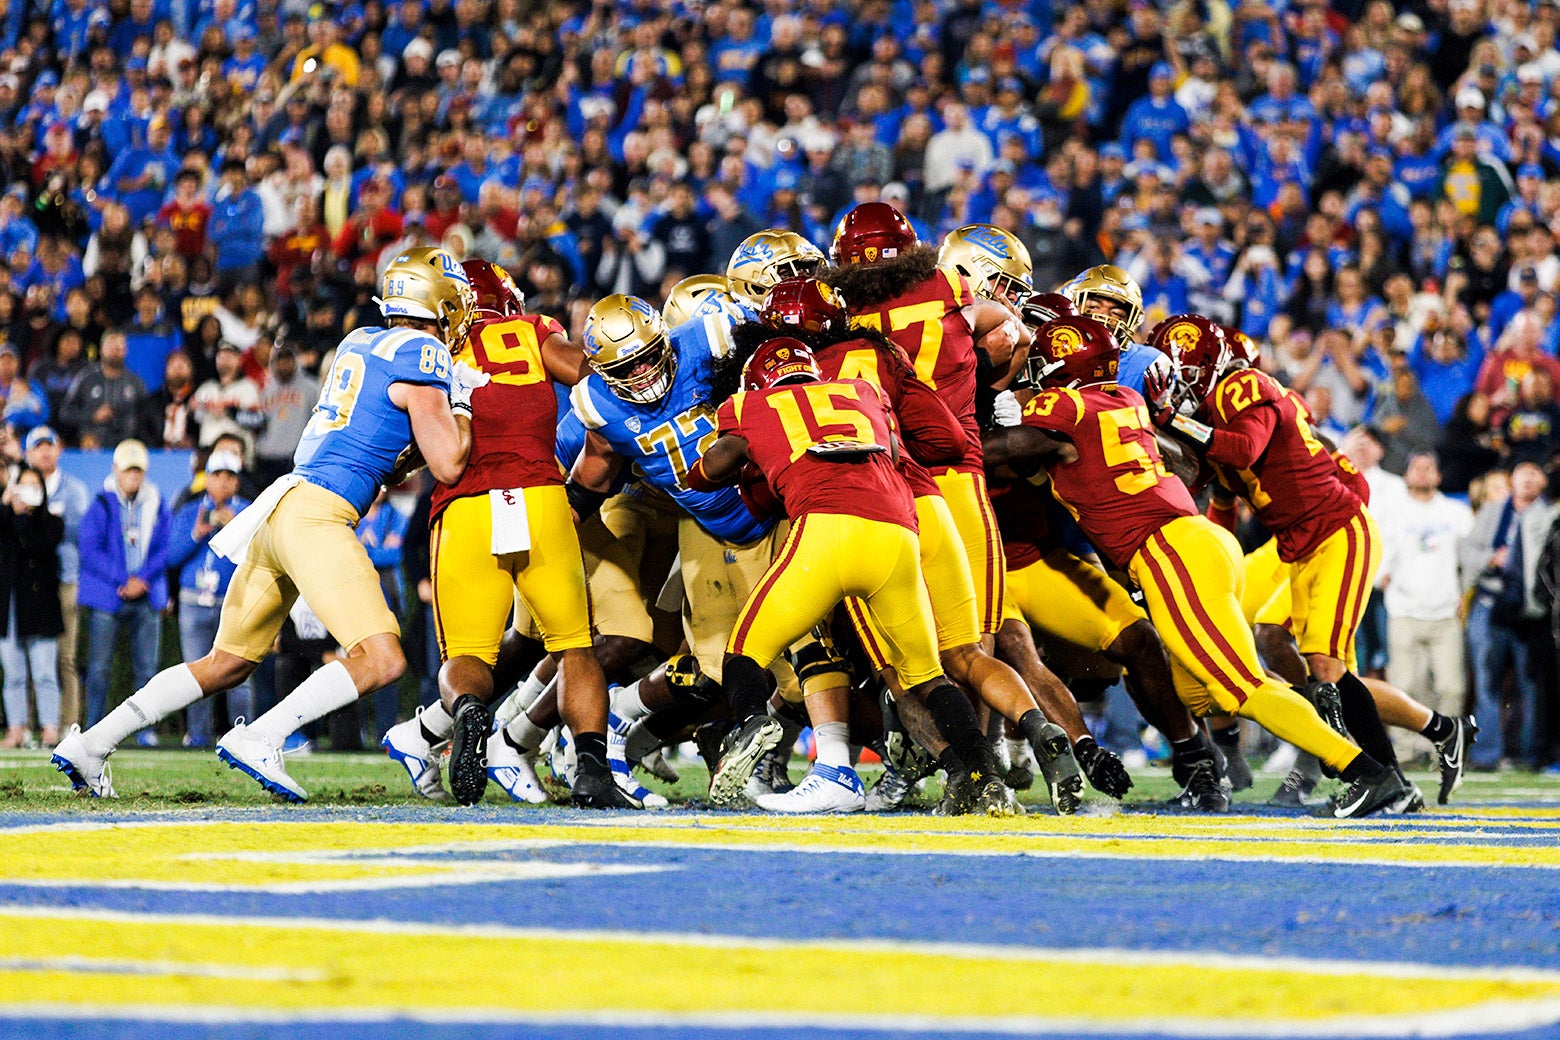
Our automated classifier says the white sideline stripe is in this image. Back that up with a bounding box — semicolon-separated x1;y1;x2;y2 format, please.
0;957;326;983
1;862;662;894
2;1001;1560;1038
3;905;1558;986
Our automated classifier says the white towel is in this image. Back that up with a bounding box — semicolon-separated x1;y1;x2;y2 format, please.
210;474;305;564
489;488;532;555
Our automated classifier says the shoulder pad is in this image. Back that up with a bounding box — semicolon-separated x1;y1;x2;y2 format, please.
1212;368;1281;424
570;377;610;431
1022;388;1084;428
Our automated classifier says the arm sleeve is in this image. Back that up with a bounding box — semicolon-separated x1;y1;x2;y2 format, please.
896;376;966;466
1205;404;1279;470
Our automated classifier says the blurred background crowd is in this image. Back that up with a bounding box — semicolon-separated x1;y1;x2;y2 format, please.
0;0;1556;769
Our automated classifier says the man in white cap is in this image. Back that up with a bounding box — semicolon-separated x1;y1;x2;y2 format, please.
166;449;252;747
24;426;88;728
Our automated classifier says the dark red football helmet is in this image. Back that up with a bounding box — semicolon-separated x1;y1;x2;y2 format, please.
761;277;847;334
831;202;917;266
1020;291;1078;329
1027;315;1120;389
1222;324;1259;369
1149;314;1230;412
742;336;822;391
461;259;524;323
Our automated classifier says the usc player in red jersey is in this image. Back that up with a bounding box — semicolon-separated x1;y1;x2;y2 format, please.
688;337;1017;814
983;314;1409;818
413;260;635;809
750;278;1084;813
824;202;1028;640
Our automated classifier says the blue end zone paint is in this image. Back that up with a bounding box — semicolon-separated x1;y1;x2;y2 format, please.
17;1020;1560;1040
4;834;1558;970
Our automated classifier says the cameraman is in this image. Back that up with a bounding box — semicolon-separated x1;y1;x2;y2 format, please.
165;449;251;747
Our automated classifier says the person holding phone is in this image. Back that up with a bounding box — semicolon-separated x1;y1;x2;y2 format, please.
0;464;65;748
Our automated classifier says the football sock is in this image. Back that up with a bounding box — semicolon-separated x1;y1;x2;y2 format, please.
1239;681;1360;776
1211;724;1241;750
723;654;771;721
926;683;999;776
87;664;204;756
611;679;651;722
1015;709;1053;754
418;702;454;744
1420;711;1455;743
1339;751;1384;783
248;661;358;745
1335;671;1398;766
813;721;851;768
503;712;548;755
937;746;967;777
573;731;610;778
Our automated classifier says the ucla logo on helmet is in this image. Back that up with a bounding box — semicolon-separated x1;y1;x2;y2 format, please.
737;242;774;264
628;297;657;319
966;226;1010;257
1048;325;1085;357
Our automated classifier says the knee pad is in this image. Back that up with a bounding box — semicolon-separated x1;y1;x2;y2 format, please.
792;632;852;697
665;653;723;708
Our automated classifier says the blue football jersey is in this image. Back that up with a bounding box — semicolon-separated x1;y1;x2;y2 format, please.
1117;340;1170;401
571;319;770;544
294;326;453;516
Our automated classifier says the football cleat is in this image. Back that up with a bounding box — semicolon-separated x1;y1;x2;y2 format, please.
382;710;452;803
486;732;549;804
1004;737;1037;791
571;770;643;810
1075;739;1133;799
1386;773;1425;814
447;696;492;806
755;763;865;813
975;772;1024;817
216;724;306;803
708;716;783;808
1173;758;1231;812
1433;715;1478;805
641;747;680;784
865;765;916;811
1031;722;1084;815
746;742;796;800
544;728;576;791
608;713;666;809
1331;761;1410;819
1270;764;1322;807
1218;740;1254;792
1305;681;1349;738
50;725;116;798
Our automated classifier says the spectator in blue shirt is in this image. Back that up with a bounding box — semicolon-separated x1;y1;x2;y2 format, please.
123;285;181;392
1411;323;1488;425
0;344;49;435
1119;63;1188;160
0;187;38;263
208;158;265;291
102;114;179;226
166;449;251;746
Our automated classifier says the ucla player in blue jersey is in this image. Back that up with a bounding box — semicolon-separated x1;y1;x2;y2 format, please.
53;248;490;800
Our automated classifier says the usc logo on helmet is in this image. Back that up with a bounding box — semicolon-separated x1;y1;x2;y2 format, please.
1047;324;1085;357
1161;320;1203;353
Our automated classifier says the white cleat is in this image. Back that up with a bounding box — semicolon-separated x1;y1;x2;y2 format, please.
543;728;575;791
216;724;307;803
486;733;548;804
755;763;866;813
50;725;116;798
382;710;452;803
608;714;667;809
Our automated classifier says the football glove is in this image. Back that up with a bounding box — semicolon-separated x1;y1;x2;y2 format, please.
448;360;491;417
991;389;1023;428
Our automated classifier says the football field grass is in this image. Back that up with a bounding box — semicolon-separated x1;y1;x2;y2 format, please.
1;748;1558;1039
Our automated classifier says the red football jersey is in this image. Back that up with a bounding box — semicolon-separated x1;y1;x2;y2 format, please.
1201;368;1362;562
1332;450;1370;505
431;313;567;522
812;335;963;498
717;377;916;530
1022;384;1196;569
848;267;984;473
988;472;1054;570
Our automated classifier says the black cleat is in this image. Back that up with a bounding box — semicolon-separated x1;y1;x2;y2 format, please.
1221;747;1253;792
1433;715;1478;805
1076;740;1133;799
1030;722;1083;815
1173;758;1231;812
708;715;783;807
1303;681;1348;778
1270;766;1320;807
1330;761;1410;819
447;696;492;806
572;770;642;809
973;772;1023;816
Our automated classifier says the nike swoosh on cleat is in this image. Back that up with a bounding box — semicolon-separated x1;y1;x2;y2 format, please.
1335;791;1370;817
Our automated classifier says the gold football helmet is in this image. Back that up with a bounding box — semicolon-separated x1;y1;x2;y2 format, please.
726;230;825;307
938;225;1033;304
1065;264;1144;347
663;274;739;327
584;294;676;404
379;246;477;346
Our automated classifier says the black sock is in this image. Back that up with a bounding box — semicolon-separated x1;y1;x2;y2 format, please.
1016;708;1052;750
1335;671;1397;767
937;746;966;776
420;721;440;745
1339;752;1383;783
926;683;998;776
723;655;771;721
573;731;610;778
1171;733;1214;761
1211;725;1241;749
1420;711;1454;743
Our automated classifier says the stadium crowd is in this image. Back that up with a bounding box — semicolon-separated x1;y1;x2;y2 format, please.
0;0;1558;781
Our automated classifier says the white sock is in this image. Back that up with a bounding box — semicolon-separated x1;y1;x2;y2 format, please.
516;669;548;710
86;665;205;756
611;679;651;721
503;711;548;754
419;702;454;740
247;661;358;745
814;721;851;769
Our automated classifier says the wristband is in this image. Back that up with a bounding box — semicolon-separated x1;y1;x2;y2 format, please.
450;401;473;419
1168;413;1213;447
565;481;609;520
684;457;719;492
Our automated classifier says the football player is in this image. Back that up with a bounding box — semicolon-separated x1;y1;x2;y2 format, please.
726;229;827;309
983;314;1409;818
382;260;636;809
54;248;487;801
687;336;1019;814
